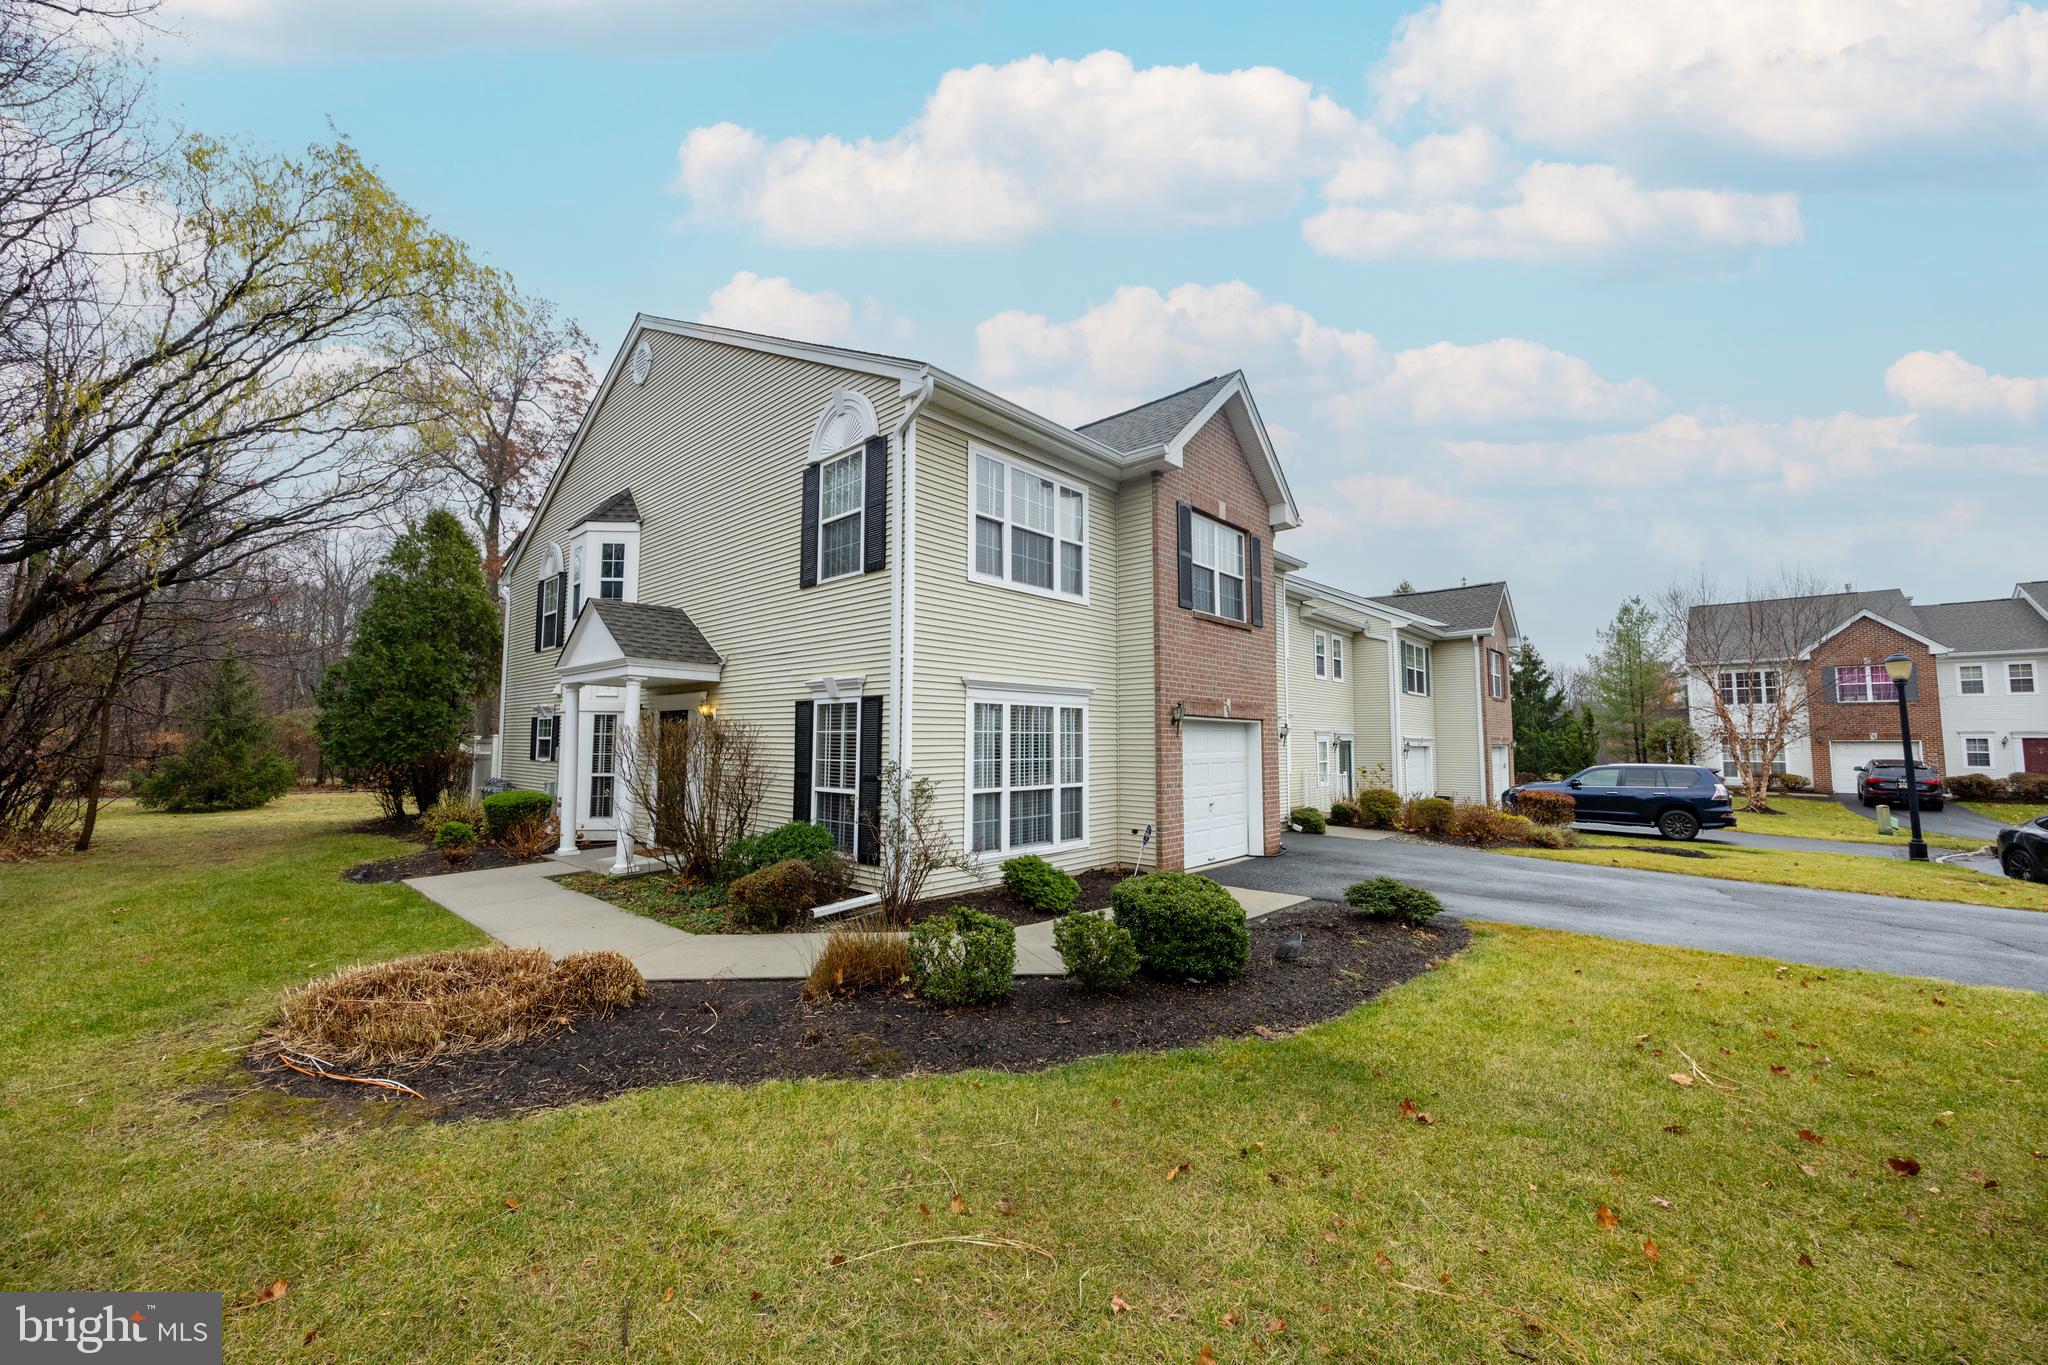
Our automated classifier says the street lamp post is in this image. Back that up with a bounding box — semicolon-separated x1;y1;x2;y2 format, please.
1882;653;1929;862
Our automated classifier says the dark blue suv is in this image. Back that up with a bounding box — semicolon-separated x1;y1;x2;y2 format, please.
1504;764;1736;841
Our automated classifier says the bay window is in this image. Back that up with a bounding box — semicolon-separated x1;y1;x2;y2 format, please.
1190;511;1246;620
599;542;627;599
971;447;1087;600
813;700;860;856
969;693;1086;854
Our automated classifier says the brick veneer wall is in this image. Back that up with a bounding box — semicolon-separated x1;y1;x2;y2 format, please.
1804;618;1945;793
1150;413;1283;870
1478;611;1514;799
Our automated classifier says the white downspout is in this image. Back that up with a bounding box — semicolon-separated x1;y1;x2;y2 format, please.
889;371;936;795
494;581;512;780
1473;643;1488;803
1277;577;1291;809
1388;628;1404;793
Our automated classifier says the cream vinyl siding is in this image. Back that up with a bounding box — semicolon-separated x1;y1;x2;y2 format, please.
1429;638;1484;802
500;329;900;834
1283;600;1361;808
1355;632;1393;782
909;413;1133;892
1114;471;1155;867
1394;630;1439;791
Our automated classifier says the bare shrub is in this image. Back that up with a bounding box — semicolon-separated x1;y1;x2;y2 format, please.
499;810;559;860
869;762;977;926
617;712;767;878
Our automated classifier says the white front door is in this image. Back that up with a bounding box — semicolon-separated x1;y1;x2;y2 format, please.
1334;736;1356;799
581;711;619;833
1404;739;1434;796
1491;743;1512;800
1183;719;1255;868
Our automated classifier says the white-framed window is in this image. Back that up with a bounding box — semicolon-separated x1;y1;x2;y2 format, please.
1402;640;1431;696
534;714;557;762
968;693;1086;854
1313;631;1326;679
539;572;562;647
2011;662;2037;694
813;700;860;856
1964;736;1993;768
1717;669;1779;704
1316;737;1330;784
588;714;616;819
1330;634;1344;681
970;447;1086;600
1489;649;1505;700
599;542;627;600
1833;664;1898;704
1190;511;1247;621
570;544;585;617
818;446;865;582
1958;664;1985;695
1721;745;1788;779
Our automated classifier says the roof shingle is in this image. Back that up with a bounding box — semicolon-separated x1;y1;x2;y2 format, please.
1913;597;2048;652
1368;581;1509;633
1076;374;1235;453
585;599;720;667
583;489;640;523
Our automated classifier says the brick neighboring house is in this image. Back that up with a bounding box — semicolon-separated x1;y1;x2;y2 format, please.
1687;581;2048;794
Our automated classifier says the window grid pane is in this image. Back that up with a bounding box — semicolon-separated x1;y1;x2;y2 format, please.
822;515;861;579
974;517;1004;577
972;792;1002;852
1010;788;1053;848
821;451;863;519
589;715;616;819
1218;572;1244;622
1059;707;1083;784
1965;737;1991;766
816;791;856;856
972;703;1003;790
974;452;1084;598
974;455;1004;517
1014;473;1054;533
815;701;858;791
1192;565;1216;615
1011;527;1053;589
1010;705;1053;788
1059;786;1082;842
1059;541;1083;596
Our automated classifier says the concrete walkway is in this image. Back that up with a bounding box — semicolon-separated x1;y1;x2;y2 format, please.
405;855;1307;981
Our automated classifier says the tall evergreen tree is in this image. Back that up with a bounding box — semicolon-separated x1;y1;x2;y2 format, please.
316;510;499;815
1509;640;1575;777
134;649;298;813
1590;596;1675;763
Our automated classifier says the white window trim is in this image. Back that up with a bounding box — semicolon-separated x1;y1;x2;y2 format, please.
2009;661;2037;694
537;713;559;762
1313;631;1327;679
574;522;639;609
817;444;866;585
1489;648;1504;700
1958;663;1985;695
1189;508;1247;622
1315;734;1330;785
1716;668;1780;705
963;685;1089;856
1402;640;1431;696
965;441;1090;605
813;696;861;859
1330;633;1344;681
1960;734;1994;768
1832;663;1899;705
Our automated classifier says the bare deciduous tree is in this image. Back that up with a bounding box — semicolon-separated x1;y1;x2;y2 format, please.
868;763;977;927
1660;569;1842;813
616;711;767;879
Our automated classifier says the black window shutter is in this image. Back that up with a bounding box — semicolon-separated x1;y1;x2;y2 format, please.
552;573;568;646
533;579;545;651
529;717;538;762
799;464;820;588
856;693;884;866
1176;500;1194;610
1821;666;1837;701
1249;534;1264;627
862;434;888;573
793;700;814;821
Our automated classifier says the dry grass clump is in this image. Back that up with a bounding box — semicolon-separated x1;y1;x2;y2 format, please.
271;946;647;1066
803;925;908;1000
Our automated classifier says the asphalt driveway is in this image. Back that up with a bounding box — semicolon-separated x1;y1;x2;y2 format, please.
1827;791;2011;840
1207;832;2048;993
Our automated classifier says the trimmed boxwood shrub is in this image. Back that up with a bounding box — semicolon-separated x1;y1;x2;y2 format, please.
1328;800;1359;828
1052;911;1140;988
1948;773;2003;801
909;906;1016;1005
1111;871;1249;981
1344;876;1443;925
1001;854;1080;914
727;820;837;877
1511;789;1576;827
433;820;476;862
725;858;820;932
483;789;553;840
1290;805;1327;834
2007;772;2048;802
1356;787;1401;828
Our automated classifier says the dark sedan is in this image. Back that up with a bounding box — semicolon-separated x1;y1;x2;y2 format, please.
1505;764;1737;841
1998;816;2048;882
1856;758;1945;811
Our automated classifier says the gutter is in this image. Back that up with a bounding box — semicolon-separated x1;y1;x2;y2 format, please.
890;371;937;793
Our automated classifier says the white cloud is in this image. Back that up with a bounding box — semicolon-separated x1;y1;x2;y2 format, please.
676;51;1803;265
1375;0;2048;165
159;0;933;57
1885;350;2047;422
1330;472;1489;528
696;271;910;347
974;281;1656;430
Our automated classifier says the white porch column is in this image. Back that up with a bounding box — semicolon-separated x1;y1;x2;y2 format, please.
555;684;581;856
610;675;643;873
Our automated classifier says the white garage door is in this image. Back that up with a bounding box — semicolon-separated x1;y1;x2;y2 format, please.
1830;739;1921;787
1183;720;1255;868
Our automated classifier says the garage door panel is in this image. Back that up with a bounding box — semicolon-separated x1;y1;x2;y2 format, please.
1183;721;1252;869
1830;740;1921;789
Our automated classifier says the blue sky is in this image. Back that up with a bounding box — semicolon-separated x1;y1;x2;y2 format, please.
148;0;2048;664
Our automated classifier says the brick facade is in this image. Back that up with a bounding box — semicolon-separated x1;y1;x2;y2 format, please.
1150;413;1283;870
1803;617;1945;793
1478;611;1514;800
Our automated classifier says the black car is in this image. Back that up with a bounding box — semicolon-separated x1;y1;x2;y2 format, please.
1997;816;2048;882
1504;764;1736;841
1855;758;1945;811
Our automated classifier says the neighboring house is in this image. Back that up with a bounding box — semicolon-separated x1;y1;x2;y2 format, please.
1276;572;1520;806
1686;581;2048;792
498;318;1301;889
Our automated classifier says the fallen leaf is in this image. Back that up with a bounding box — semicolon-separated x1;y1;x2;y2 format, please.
918;1203;930;1216
301;1328;319;1346
1323;1230;1338;1244
1413;1111;1434;1125
662;1286;675;1304
749;1290;762;1302
1265;1317;1286;1334
250;1280;287;1309
1797;1253;1815;1268
1668;1072;1694;1087
1166;1161;1191;1182
1643;1238;1660;1263
1110;1294;1132;1314
1887;1157;1922;1178
995;1199;1016;1217
1374;1249;1392;1269
1770;1066;1789;1076
829;1254;846;1266
950;1194;968;1215
1797;1129;1824;1145
503;1196;521;1210
1220;1311;1239;1329
1662;1123;1686;1134
1651;1196;1672;1208
1398;1098;1418;1119
1596;1206;1620;1230
1198;1346;1217;1365
1799;1163;1819;1178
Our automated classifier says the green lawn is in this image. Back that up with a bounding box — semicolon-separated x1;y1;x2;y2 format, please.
1509;834;2048;911
5;797;2047;1362
1963;801;2048;827
1725;793;1983;852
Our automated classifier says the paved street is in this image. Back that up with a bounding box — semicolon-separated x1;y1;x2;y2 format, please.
1207;831;2048;992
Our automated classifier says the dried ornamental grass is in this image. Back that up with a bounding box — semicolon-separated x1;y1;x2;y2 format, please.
803;925;909;999
270;946;646;1066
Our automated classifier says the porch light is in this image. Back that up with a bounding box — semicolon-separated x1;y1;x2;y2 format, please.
697;701;716;717
1169;701;1184;730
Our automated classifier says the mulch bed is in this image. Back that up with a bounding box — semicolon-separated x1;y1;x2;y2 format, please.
248;905;1464;1121
908;865;1130;927
342;844;546;884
